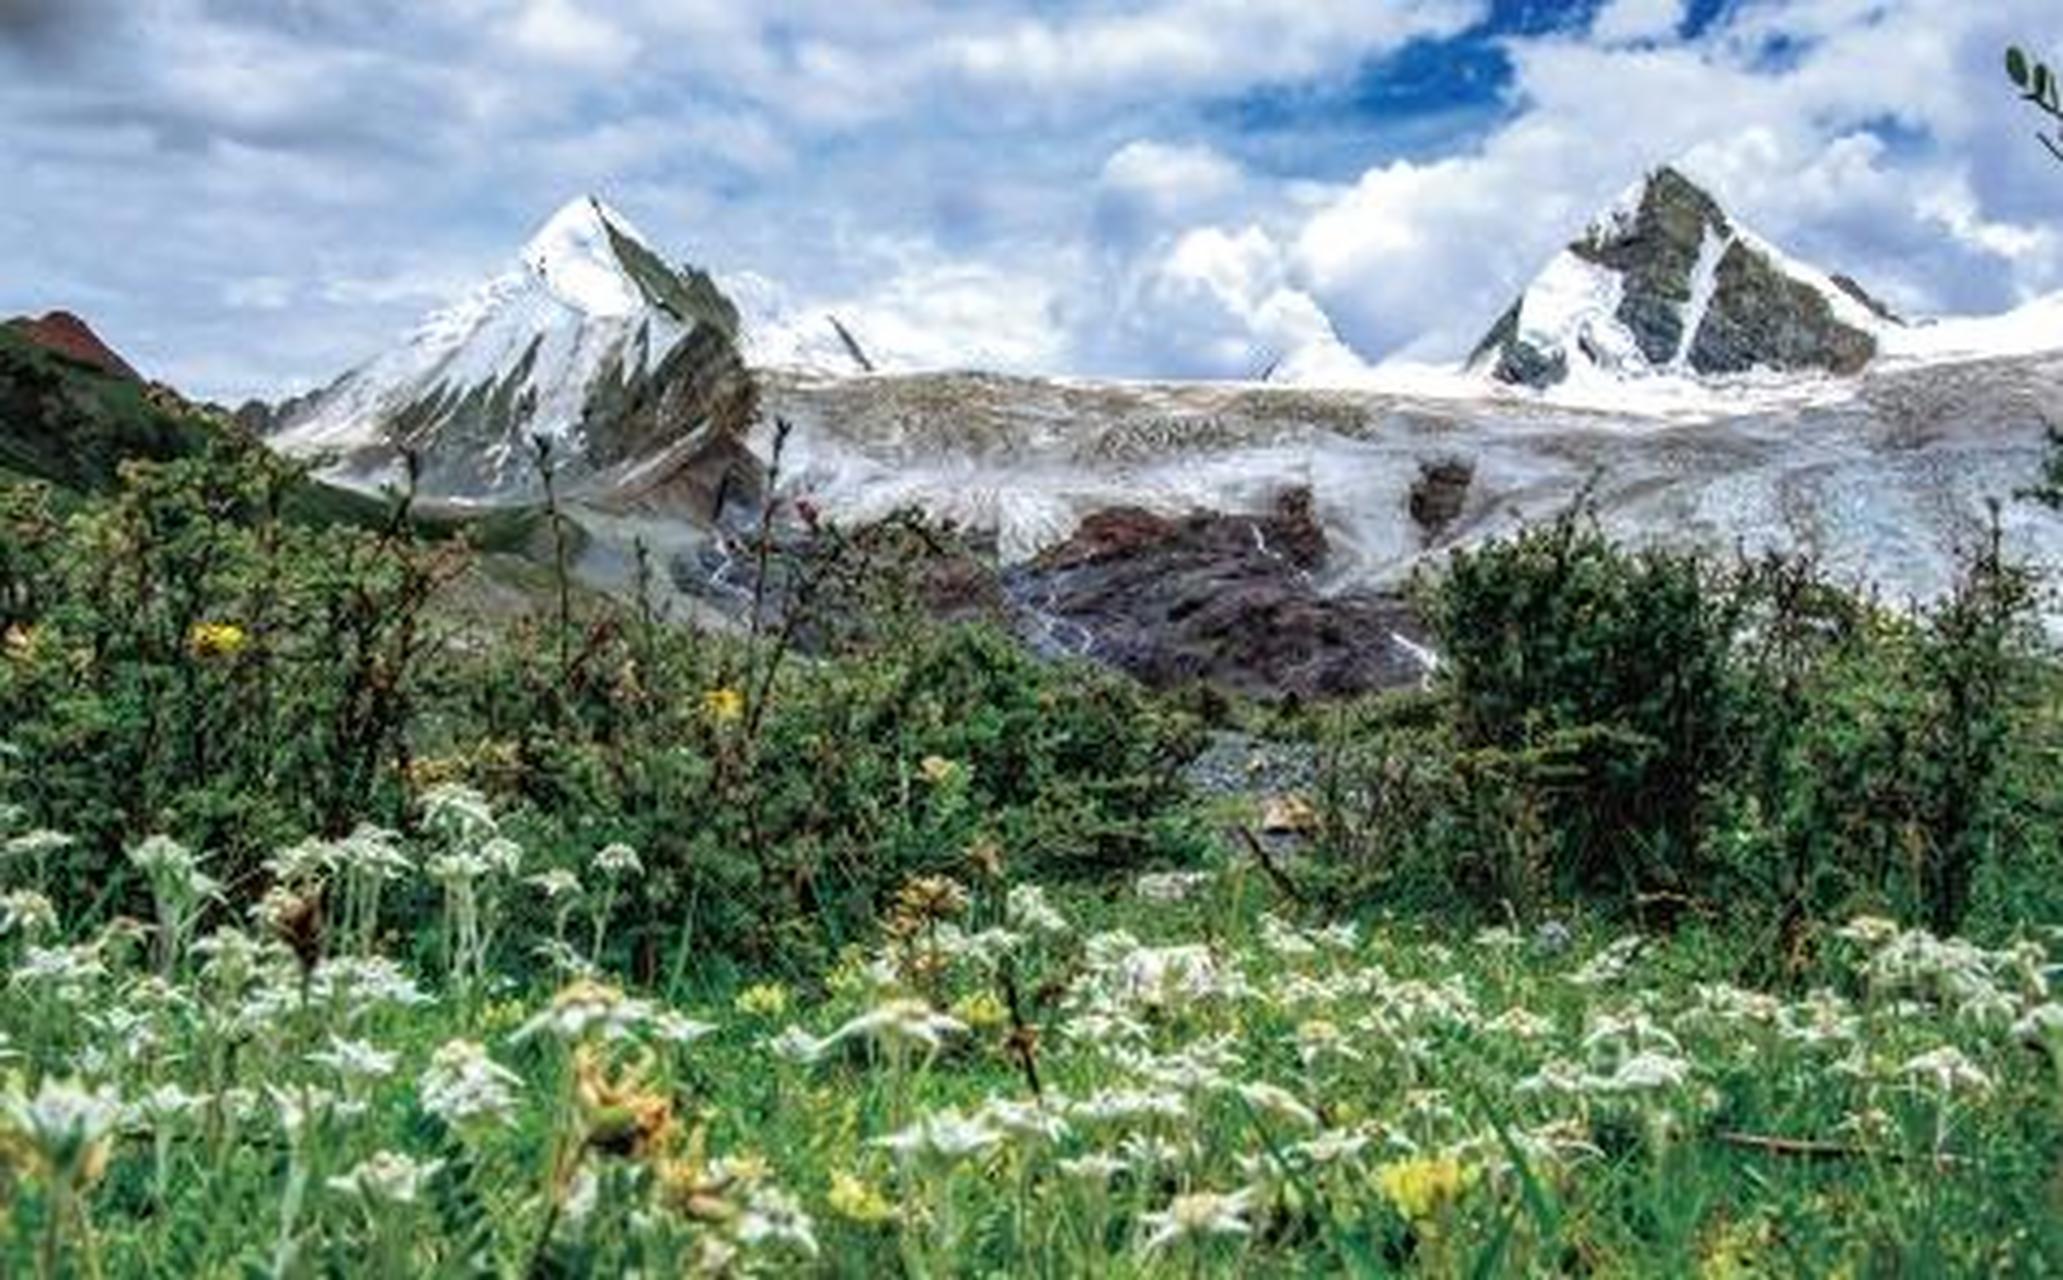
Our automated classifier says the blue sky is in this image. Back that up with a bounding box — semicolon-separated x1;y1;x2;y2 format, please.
2;0;2057;397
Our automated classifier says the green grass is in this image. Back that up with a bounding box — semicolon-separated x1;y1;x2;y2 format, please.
2;801;2057;1276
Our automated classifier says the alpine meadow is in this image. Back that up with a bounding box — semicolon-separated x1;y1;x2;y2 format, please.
5;3;2063;1276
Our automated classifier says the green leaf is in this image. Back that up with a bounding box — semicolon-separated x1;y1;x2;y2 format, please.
2008;46;2030;89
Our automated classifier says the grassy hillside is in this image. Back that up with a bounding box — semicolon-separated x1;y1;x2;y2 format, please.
0;326;209;491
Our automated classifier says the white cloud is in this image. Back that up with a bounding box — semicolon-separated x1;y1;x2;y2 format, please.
1288;0;2063;365
1093;140;1249;248
1095;224;1371;382
1590;0;1684;46
507;0;637;72
5;0;2063;397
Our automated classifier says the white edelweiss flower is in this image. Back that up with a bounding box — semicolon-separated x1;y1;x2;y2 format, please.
2012;1002;2063;1044
337;825;412;880
978;1095;1070;1145
1134;870;1215;904
1068;1088;1189;1124
526;869;583;901
1290;1127;1371;1166
1234;1081;1319;1129
765;1026;826;1065
1473;926;1524;950
4;829;74;861
593;843;642;877
327;1150;445;1205
419;783;497;843
1515;1058;1589;1097
1594;1050;1692;1093
12;943;107;996
0;889;57;937
309;1035;400;1083
736;1186;819;1257
1569;935;1645;986
1057;1152;1128;1185
1118;1132;1199;1171
418;1039;522;1132
1834;915;1901;946
267;1084;338;1140
130;1082;210;1124
1260;914;1318;959
1005;883;1069;936
309;957;433;1014
1310;921;1360;952
871;1108;1002;1162
1109;943;1224;1009
815;999;966;1058
477;837;523;877
1294;1018;1364;1068
128;834;197;877
427;852;489;887
1957;988;2020;1031
265;837;339;886
1483;1007;1555;1040
510;980;655;1044
652;1011;719;1046
1899;1045;1992;1095
3;1078;122;1178
1138;1188;1255;1254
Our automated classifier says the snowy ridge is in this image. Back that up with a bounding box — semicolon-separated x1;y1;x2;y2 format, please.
272;197;694;494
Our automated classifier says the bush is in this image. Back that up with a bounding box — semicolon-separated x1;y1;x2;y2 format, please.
1313;507;2057;941
0;445;1206;980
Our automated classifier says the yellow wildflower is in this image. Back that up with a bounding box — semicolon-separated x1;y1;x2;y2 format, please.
702;687;745;725
734;982;790;1019
187;621;248;660
572;1045;675;1161
1374;1153;1475;1223
918;755;963;787
826;1170;896;1225
951;990;1010;1033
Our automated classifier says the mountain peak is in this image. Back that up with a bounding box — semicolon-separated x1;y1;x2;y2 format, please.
519;195;654;318
4;310;142;381
1469;164;1890;389
271;195;754;504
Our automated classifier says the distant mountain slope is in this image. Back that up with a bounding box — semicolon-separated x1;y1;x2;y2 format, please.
1469;167;1896;389
271;196;757;507
0;321;207;491
6;311;143;382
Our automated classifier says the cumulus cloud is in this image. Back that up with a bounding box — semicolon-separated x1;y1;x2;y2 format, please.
1590;0;1684;46
0;0;2058;396
1289;0;2063;365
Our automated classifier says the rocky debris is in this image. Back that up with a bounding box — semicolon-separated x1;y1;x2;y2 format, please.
5;311;140;381
1258;793;1319;835
1409;457;1475;543
1473;165;1886;388
1003;487;1430;701
1180;731;1320;799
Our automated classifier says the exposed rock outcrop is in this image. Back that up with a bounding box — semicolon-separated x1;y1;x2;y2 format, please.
1471;166;1890;388
4;311;140;381
1003;488;1428;700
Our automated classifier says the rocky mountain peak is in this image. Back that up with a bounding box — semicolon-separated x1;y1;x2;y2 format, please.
4;310;141;382
1470;165;1891;389
269;196;756;504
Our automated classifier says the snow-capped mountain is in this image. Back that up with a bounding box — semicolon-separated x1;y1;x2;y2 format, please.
271;197;756;505
1468;167;1899;391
